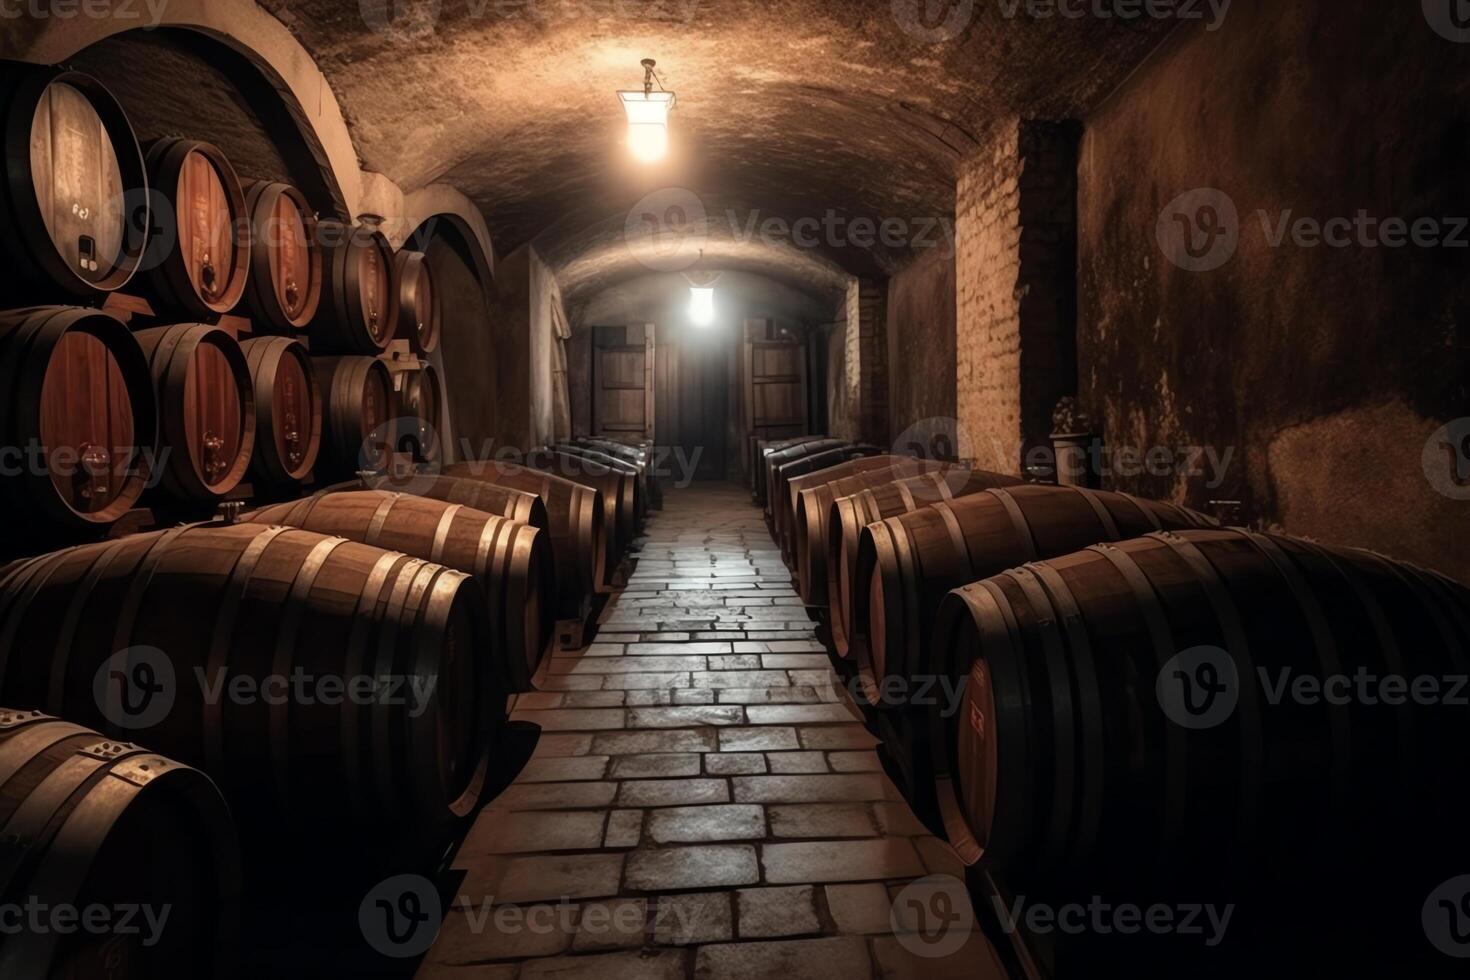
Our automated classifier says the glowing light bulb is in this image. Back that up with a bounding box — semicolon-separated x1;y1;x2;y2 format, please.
689;287;715;326
620;91;675;163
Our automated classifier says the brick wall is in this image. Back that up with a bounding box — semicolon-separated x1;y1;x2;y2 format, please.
955;120;1080;475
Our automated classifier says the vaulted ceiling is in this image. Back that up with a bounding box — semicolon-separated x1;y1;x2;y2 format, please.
261;0;1175;301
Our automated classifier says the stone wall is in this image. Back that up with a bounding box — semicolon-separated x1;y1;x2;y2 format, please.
1077;2;1470;581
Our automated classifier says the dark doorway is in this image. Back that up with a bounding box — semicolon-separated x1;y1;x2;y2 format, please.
674;325;734;482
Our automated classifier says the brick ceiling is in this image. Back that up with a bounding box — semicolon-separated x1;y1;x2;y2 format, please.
262;0;1174;300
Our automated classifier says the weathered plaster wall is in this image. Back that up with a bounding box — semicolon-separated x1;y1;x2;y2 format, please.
1078;2;1470;580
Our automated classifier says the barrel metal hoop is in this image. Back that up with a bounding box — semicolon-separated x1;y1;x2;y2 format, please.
896;479;918;513
341;550;407;819
986;489;1038;562
1119;492;1165;531
366;489;399;545
1070;486;1121;541
0;750;116;900
106;526;193;734
430;504;464;565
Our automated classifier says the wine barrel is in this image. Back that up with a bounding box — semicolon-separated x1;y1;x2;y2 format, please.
443;461;605;614
240;337;321;488
826;468;1023;657
366;473;548;533
240;181;322;333
141;139;251;320
312;356;394;477
0;307;157;534
560;442;654;517
852;485;1216;709
244;491;554;691
779;453;914;566
930;530;1470;898
133;324;256;503
0;523;497;875
395;250;441;353
0;63;148;301
520;450;634;586
792;458;947;605
764;437;846;528
751;435;818;504
310;222;399;356
571;437;662;510
542;446;643;525
398;362;444;464
0;709;241;978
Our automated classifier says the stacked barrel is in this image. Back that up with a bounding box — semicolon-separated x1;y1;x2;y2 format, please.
771;439;1470;974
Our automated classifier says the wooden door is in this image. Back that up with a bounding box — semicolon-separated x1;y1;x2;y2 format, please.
591;325;655;443
677;331;731;482
742;319;809;478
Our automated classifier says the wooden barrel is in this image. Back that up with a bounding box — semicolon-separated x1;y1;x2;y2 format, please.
561;441;655;516
793;457;947;605
240;181;322;333
852;485;1216;710
764;437;846;528
133;324;256;503
366;473;548;533
240;337;321;488
0;63;148;301
544;446;644;525
751;435;817;504
141;139;251;320
0;523;497;875
0;709;241;978
520;450;634;587
395;250;441;353
398;362;444;464
310;222;399;356
827;468;1023;657
930;530;1470;900
0;307;157;534
244;491;555;691
443;461;605;614
571;437;661;510
779;453;914;566
312;356;394;477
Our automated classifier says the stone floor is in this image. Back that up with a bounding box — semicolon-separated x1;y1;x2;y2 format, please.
419;484;1007;979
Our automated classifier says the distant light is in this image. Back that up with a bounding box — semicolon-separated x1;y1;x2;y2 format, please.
620;91;675;163
689;287;715;326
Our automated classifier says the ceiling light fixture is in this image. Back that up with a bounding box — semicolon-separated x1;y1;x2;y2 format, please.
619;58;676;163
689;286;715;327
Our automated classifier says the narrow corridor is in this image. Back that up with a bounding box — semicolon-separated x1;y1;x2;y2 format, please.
421;484;1004;977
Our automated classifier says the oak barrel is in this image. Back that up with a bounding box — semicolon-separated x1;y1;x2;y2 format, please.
0;709;241;978
366;473;549;533
852;485;1215;709
244;490;556;690
312;355;394;477
0;307;157;534
0;523;497;874
310;222;399;355
398;362;444;464
792;457;947;605
931;530;1470;900
554;443;648;523
779;454;918;567
760;437;840;514
827;468;1024;657
239;181;322;333
527;450;637;575
443;461;605;615
751;435;818;504
395;250;441;353
570;437;661;510
240;336;321;488
133;324;255;503
140;139;251;320
0;63;148;301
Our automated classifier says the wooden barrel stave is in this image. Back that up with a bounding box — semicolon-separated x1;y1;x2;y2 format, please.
0;307;157;535
310;223;399;356
141;139;251;319
240;336;321;488
0;63;148;301
0;524;498;876
568;438;661;510
395;250;441;353
239;181;322;333
398;362;444;464
751;435;820;504
0;709;241;978
132;323;256;504
519;451;634;586
243;490;555;690
762;438;846;522
312;356;394;478
554;444;647;524
441;461;605;617
367;473;549;532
